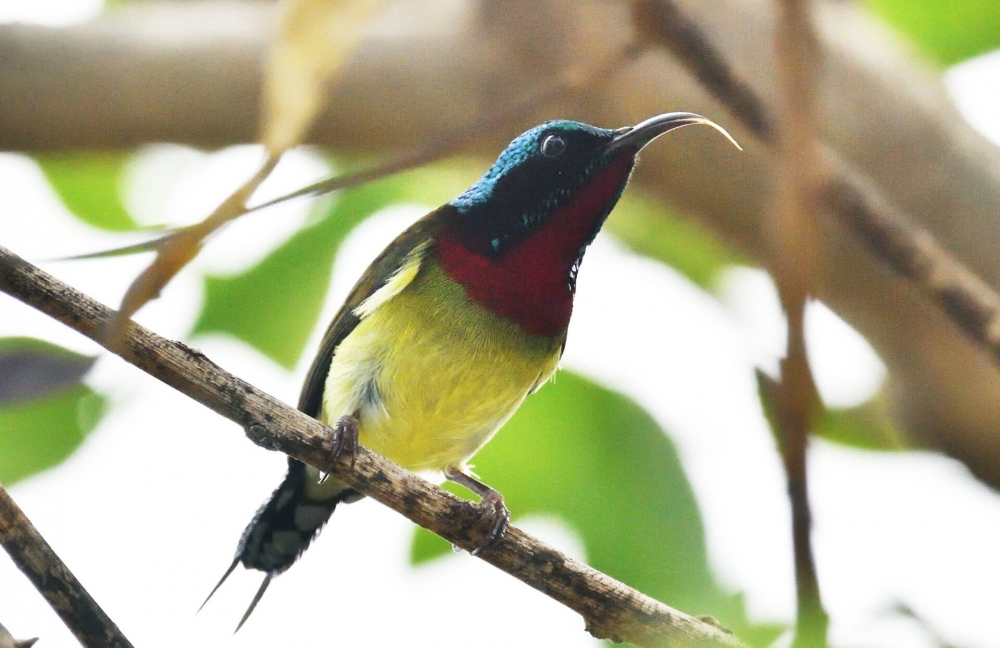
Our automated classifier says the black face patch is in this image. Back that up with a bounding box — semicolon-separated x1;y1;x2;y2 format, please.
449;121;617;256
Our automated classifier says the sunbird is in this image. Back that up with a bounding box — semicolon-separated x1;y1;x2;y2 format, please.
204;112;739;630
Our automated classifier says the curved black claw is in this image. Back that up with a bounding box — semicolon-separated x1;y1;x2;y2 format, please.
320;414;359;483
472;491;510;556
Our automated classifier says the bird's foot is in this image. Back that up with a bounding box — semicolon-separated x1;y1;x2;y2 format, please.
472;491;510;556
320;414;359;483
444;466;510;555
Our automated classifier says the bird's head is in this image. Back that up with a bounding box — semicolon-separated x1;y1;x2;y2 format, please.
437;112;738;336
449;112;739;257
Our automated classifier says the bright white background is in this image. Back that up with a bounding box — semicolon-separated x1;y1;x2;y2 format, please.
2;2;1000;646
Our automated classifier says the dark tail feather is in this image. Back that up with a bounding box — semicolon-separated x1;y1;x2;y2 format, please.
235;574;273;634
198;557;239;613
236;458;358;573
201;458;361;629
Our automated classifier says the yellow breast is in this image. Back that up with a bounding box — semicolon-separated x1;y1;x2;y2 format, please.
320;258;563;472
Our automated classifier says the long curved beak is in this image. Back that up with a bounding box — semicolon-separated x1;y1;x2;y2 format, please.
608;112;742;152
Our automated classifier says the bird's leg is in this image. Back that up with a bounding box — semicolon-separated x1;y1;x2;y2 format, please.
320;412;359;483
444;467;510;556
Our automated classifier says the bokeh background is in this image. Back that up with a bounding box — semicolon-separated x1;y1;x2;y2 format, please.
1;0;1000;646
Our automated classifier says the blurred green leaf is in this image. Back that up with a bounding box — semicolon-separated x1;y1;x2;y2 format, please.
865;0;1000;65
0;337;96;404
607;192;742;289
411;371;777;643
0;384;105;485
193;163;476;369
194;193;380;369
815;398;908;451
756;370;906;452
0;338;104;484
38;152;139;231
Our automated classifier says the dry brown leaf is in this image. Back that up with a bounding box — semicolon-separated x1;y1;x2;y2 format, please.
262;0;387;154
106;155;279;348
105;0;383;345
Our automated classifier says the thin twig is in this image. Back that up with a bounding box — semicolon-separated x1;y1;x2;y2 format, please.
0;245;746;648
0;484;134;648
772;0;829;645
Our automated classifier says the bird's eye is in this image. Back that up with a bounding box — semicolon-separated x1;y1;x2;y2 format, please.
540;134;566;158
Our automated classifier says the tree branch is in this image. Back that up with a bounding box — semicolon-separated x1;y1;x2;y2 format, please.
823;167;1000;368
0;484;134;648
0;245;746;648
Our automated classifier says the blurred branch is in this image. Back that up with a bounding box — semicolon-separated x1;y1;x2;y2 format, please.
0;484;133;648
630;0;773;141
0;246;747;648
823;168;1000;368
771;0;828;643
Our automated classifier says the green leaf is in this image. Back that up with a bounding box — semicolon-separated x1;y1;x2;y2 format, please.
0;338;104;484
0;383;106;485
410;372;772;641
815;397;908;451
37;152;139;231
607;192;742;289
194;194;381;369
756;370;907;452
864;0;1000;65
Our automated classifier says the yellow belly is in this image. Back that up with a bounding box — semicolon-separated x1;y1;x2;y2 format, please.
320;259;563;472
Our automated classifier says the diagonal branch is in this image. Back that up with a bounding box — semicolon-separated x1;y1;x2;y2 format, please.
823;166;1000;367
0;245;746;648
0;484;134;648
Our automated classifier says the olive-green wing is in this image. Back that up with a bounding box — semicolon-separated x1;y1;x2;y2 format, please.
297;207;451;418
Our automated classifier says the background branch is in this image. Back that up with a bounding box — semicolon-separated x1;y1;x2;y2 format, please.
0;484;133;648
0;245;746;648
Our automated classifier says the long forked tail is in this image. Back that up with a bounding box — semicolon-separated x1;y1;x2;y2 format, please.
200;458;361;631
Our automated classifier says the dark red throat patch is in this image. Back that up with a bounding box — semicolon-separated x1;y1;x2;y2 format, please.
436;154;634;337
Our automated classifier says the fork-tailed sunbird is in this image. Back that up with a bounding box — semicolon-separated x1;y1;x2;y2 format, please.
203;112;739;630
